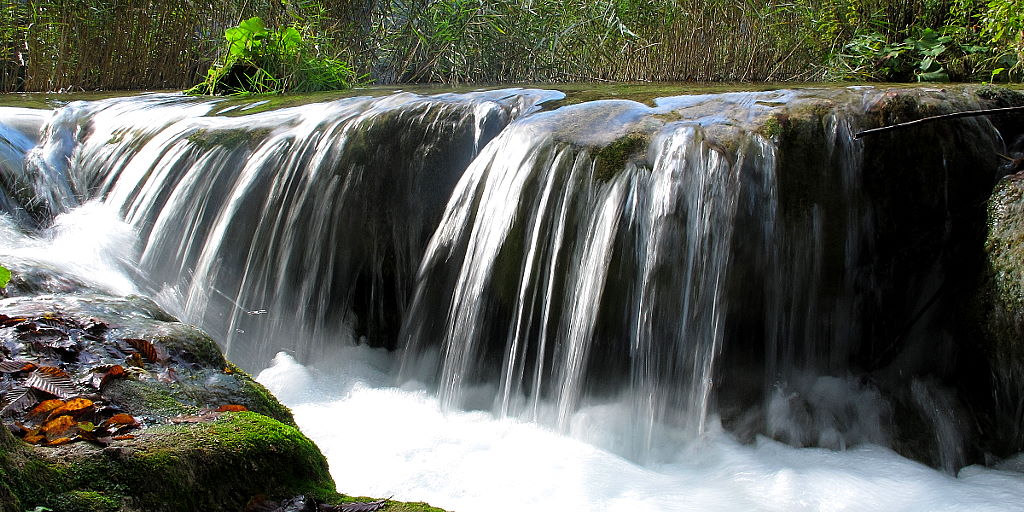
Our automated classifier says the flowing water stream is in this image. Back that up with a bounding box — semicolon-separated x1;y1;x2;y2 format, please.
1;86;1023;511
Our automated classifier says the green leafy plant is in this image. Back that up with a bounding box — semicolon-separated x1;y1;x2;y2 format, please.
0;264;11;289
187;16;358;95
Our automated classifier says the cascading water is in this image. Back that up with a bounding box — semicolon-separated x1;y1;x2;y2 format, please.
1;86;1023;511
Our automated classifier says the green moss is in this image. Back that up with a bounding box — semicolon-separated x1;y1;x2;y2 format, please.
759;115;782;139
224;362;296;426
332;497;448;512
594;133;648;182
152;324;226;368
49;491;121;512
185;127;273;151
984;175;1024;355
27;412;333;512
976;85;1024;107
101;379;197;421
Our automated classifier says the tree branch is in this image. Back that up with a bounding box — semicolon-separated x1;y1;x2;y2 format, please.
854;105;1024;139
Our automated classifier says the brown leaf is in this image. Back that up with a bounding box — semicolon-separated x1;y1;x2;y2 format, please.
46;436;73;446
0;316;27;328
0;361;36;373
89;364;126;389
112;434;135;441
83;319;107;339
48;398;94;419
42;415;77;438
102;413;138;427
125;338;160;364
36;366;70;378
0;387;37;416
23;433;45;444
215;404;248;413
25;369;78;399
29;399;66;419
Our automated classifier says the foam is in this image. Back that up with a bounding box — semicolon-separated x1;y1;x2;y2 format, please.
258;352;1024;512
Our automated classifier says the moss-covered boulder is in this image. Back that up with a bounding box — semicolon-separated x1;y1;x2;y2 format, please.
0;293;336;512
980;170;1024;454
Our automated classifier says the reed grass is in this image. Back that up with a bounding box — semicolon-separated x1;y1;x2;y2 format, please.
0;0;1019;92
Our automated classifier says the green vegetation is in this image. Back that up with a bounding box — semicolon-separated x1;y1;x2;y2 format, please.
186;16;358;95
1;0;1022;92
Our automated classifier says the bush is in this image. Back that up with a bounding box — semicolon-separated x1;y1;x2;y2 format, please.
187;16;358;95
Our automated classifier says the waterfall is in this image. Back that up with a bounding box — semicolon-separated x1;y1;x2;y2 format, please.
5;90;559;369
0;86;1017;475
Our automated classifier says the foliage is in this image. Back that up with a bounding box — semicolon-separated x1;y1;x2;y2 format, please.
0;265;9;288
823;0;1022;82
2;0;1023;90
187;16;358;95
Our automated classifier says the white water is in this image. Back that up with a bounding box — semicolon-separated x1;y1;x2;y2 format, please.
3;89;1024;512
257;351;1024;512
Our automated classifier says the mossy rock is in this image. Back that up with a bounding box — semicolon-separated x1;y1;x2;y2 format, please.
31;412;334;512
0;294;322;511
980;172;1024;453
0;412;334;512
593;133;648;182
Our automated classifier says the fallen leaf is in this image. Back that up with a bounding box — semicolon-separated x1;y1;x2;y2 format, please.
0;387;37;415
36;366;70;378
25;369;78;399
215;404;248;413
29;399;66;419
0;317;27;328
23;432;45;444
14;321;36;332
102;413;138;427
89;364;126;389
41;415;76;438
124;338;161;364
111;434;135;441
46;436;73;446
0;361;35;373
48;397;94;419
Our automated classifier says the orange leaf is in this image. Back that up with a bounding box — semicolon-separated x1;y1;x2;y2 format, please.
23;433;45;444
47;437;73;446
36;366;69;378
0;361;35;373
30;399;66;419
0;316;26;327
49;398;94;419
102;413;138;427
215;404;248;413
90;364;127;389
112;435;135;441
42;415;76;438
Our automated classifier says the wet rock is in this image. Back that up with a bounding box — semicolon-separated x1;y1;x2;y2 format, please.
980;170;1024;453
0;293;333;511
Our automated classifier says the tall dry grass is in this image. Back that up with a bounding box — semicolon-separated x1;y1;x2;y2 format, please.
0;0;1016;92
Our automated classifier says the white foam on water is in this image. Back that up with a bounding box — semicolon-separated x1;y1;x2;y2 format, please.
257;352;1024;512
0;201;140;296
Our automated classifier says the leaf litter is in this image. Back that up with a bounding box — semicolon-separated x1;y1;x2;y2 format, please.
0;313;171;446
